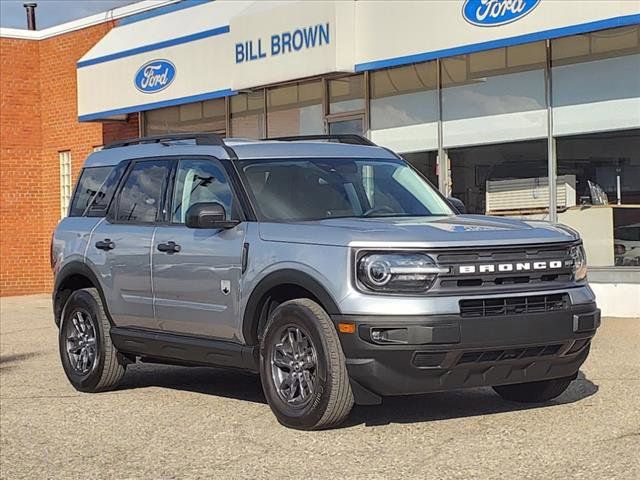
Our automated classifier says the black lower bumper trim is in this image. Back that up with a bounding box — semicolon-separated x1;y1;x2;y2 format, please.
333;304;599;401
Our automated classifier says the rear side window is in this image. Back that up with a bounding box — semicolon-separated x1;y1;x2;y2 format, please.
115;159;171;223
68;166;113;217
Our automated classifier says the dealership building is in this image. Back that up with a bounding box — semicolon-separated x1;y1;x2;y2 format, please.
1;0;639;315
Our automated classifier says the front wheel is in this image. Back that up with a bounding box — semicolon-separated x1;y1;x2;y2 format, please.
493;375;574;403
259;298;354;430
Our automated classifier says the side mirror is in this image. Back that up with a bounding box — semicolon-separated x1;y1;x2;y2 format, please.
185;202;239;229
447;197;466;214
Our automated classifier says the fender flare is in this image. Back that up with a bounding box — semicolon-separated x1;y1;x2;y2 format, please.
242;269;341;345
53;261;112;326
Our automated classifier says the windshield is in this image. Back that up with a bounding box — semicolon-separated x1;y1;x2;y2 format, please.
239;158;454;221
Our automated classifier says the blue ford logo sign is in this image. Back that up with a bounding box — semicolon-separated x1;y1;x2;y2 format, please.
134;59;176;93
462;0;541;27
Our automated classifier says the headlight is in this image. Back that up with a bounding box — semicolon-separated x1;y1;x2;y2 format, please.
357;252;448;293
570;244;587;281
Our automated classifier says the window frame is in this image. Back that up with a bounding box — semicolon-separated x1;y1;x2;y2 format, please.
235;156;455;223
107;157;174;226
106;155;255;226
59;150;72;218
164;156;247;226
81;161;129;218
68;165;114;218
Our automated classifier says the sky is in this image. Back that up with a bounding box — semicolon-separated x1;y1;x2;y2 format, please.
0;0;139;30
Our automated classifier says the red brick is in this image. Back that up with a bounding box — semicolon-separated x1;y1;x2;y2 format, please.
0;24;139;296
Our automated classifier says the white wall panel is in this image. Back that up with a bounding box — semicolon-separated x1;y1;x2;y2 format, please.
370;123;439;153
354;0;640;69
443;109;547;148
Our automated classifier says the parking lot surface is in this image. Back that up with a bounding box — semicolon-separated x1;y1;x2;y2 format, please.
1;294;638;479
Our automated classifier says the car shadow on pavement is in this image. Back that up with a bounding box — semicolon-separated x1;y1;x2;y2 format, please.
116;363;268;404
116;364;598;427
345;371;598;428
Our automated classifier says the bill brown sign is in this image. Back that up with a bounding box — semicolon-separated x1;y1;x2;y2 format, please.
235;23;330;64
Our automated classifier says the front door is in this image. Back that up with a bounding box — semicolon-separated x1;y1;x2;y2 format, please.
152;158;245;340
88;158;172;330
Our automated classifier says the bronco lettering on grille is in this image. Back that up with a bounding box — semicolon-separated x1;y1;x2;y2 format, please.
458;260;565;274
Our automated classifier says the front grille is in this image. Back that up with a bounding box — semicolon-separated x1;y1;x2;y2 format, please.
456;343;563;365
459;293;568;317
429;243;575;294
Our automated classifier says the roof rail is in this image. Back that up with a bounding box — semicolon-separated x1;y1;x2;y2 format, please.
272;134;377;146
104;132;226;149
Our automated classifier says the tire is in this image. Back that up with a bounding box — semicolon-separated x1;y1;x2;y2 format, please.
259;298;354;430
493;375;574;403
58;288;125;392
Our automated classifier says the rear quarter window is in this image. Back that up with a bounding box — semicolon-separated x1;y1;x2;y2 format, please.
68;166;113;217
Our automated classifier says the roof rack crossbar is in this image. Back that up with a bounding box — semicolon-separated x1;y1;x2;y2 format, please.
272;134;377;146
104;132;227;149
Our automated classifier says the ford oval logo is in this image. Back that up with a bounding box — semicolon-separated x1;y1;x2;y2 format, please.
134;59;176;93
462;0;541;27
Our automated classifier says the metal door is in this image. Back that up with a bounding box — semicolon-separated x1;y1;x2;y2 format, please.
152;158;245;340
88;158;172;329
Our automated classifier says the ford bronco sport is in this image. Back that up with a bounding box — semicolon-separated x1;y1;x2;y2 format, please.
51;133;600;430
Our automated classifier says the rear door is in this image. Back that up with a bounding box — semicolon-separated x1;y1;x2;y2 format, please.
152;157;246;340
88;158;171;329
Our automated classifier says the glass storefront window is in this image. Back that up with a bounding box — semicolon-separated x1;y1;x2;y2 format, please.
441;41;547;147
556;129;640;267
448;140;548;215
328;75;365;113
266;81;323;137
230;91;265;139
369;61;439;152
552;26;640;136
328;118;363;135
370;62;438;130
144;98;226;135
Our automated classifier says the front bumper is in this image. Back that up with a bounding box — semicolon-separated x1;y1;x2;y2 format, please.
333;301;600;404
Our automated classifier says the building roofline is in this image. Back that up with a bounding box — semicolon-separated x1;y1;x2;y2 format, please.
0;0;179;40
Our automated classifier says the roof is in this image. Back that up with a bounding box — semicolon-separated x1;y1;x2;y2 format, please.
78;0;254;66
0;1;179;40
83;138;398;168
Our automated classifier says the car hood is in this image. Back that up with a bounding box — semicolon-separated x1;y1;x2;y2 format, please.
258;215;579;248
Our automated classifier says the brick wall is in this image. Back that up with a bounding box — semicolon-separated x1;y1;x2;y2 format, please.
103;113;140;146
0;24;139;296
0;38;43;295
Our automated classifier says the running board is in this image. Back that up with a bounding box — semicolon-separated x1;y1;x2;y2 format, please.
110;327;258;372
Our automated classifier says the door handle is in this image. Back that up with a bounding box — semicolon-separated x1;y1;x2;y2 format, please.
95;239;115;251
157;241;181;253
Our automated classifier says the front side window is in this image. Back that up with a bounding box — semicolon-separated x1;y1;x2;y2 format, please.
171;159;235;223
68;166;113;217
239;158;453;222
115;160;171;223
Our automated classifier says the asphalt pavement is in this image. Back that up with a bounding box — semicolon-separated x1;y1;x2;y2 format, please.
1;294;638;479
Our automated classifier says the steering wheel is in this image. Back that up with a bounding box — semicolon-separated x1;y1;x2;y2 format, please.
362;205;395;217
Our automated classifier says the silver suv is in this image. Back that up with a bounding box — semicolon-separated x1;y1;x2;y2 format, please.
52;133;600;430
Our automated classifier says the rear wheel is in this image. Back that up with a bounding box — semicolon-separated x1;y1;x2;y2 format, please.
59;288;125;392
493;375;574;403
259;298;354;430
